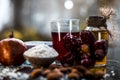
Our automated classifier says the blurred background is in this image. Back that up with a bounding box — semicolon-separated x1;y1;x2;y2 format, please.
0;0;119;41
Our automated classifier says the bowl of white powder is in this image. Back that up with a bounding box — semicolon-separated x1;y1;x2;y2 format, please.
23;44;59;68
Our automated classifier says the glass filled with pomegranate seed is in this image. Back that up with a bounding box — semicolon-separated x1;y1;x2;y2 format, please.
50;19;80;62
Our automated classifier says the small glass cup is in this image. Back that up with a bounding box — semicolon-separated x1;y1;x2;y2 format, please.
50;19;80;61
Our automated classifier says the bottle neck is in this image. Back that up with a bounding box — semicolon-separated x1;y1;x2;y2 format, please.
85;26;107;31
85;26;100;31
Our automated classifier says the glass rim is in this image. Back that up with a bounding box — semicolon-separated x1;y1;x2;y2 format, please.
50;19;80;23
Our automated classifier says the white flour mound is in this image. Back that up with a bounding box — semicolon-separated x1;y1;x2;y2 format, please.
24;44;58;58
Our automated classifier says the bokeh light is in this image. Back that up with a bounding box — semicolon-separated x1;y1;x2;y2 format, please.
64;0;74;10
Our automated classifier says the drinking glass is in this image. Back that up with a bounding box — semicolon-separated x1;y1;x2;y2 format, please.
50;19;80;61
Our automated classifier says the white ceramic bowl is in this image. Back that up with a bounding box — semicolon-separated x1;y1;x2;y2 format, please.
24;54;58;68
23;44;58;68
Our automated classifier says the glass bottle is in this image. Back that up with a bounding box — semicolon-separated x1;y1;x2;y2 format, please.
85;16;109;72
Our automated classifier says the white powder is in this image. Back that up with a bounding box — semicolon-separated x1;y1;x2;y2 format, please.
24;44;58;58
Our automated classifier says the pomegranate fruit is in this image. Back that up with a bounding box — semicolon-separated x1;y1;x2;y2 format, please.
0;34;27;66
80;30;96;45
94;40;108;61
63;33;81;52
94;40;108;54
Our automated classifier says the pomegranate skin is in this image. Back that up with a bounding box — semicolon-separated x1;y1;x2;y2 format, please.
0;38;27;66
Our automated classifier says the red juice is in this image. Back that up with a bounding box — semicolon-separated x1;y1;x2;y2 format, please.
51;32;80;61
